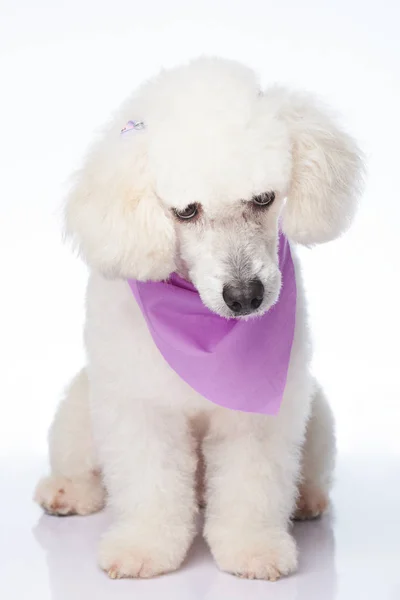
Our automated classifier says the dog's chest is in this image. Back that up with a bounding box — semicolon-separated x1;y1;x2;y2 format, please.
85;273;215;415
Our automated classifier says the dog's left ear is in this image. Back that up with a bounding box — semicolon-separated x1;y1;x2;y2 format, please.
266;89;364;244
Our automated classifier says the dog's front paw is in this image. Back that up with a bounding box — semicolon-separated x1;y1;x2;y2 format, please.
34;475;105;516
99;524;189;579
209;529;298;581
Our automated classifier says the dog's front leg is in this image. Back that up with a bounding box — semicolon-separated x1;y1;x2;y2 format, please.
203;409;302;580
94;397;197;579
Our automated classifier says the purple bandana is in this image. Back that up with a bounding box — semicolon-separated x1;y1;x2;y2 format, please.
128;235;296;414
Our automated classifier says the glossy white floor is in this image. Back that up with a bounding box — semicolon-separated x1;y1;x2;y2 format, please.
1;1;400;599
2;454;399;600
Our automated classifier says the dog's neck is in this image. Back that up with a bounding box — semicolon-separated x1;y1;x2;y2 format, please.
173;256;192;284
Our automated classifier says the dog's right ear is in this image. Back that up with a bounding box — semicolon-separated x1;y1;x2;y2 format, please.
64;127;176;281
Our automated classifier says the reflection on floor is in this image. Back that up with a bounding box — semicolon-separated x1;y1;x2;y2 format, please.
1;455;399;600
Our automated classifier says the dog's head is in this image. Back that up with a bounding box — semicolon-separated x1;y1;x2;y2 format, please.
66;58;363;318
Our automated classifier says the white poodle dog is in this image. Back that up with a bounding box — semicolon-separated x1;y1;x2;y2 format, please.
35;58;363;580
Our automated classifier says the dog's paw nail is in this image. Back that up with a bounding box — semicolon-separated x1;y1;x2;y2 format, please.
108;567;119;579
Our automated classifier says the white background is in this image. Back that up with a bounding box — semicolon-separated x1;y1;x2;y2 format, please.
1;1;399;599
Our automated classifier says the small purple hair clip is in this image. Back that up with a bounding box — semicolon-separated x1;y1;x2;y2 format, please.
120;120;145;135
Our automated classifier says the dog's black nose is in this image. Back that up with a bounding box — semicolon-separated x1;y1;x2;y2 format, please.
222;279;264;315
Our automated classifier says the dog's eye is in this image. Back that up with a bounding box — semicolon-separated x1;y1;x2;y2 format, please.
173;203;199;221
252;192;275;208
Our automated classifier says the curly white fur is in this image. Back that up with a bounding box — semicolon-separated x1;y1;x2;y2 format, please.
35;57;363;580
